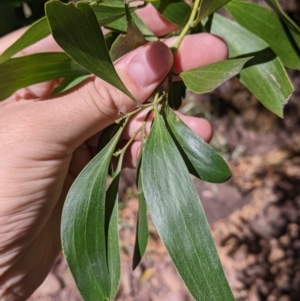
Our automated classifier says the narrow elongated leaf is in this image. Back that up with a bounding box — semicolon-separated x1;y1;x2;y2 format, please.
0;52;89;101
265;0;300;32
142;112;234;301
61;125;124;301
226;1;300;70
208;13;294;117
290;30;300;50
180;57;251;94
197;0;232;21
132;184;148;270
110;5;147;61
165;108;231;183
151;0;191;27
105;173;121;299
0;17;50;64
265;0;300;49
50;75;90;96
132;152;148;270
45;1;135;101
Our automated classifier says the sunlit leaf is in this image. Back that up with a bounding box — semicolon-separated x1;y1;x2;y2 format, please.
151;0;191;27
110;4;147;61
226;1;300;70
208;13;294;117
61;125;124;301
45;1;135;101
165;108;231;183
142;111;234;301
0;17;50;64
0;52;89;101
180;57;251;94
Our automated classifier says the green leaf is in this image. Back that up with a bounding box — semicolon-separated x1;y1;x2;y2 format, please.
105;173;121;299
208;13;294;117
180;57;251;94
265;0;300;50
105;11;157;40
226;1;300;70
132;183;148;270
50;75;90;96
151;0;191;27
165;108;231;183
265;0;300;32
61;124;124;301
0;52;89;101
132;152;148;270
91;1;128;26
110;5;147;61
167;81;186;110
141;111;234;301
104;32;119;50
45;1;135;101
97;123;120;154
197;0;232;21
0;17;50;64
129;14;156;39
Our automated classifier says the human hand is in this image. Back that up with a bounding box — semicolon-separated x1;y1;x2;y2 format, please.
0;5;227;300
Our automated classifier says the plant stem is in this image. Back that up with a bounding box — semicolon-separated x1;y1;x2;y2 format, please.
171;0;202;54
153;91;165;107
115;102;153;124
113;125;143;157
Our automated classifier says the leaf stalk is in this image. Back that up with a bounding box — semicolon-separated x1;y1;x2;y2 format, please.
113;125;143;157
115;102;153;124
171;0;202;55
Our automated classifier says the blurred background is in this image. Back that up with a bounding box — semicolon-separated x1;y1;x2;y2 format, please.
1;0;300;300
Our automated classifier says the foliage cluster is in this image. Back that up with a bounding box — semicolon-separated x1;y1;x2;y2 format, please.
0;0;299;300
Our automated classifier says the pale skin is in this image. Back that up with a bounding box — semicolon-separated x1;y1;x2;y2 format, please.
0;5;228;301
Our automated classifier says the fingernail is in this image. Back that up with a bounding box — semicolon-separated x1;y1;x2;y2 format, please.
128;42;172;88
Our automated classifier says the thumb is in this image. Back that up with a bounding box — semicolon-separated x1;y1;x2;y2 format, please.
8;42;172;152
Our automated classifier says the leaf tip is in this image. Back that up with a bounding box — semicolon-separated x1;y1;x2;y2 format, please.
279;89;294;118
